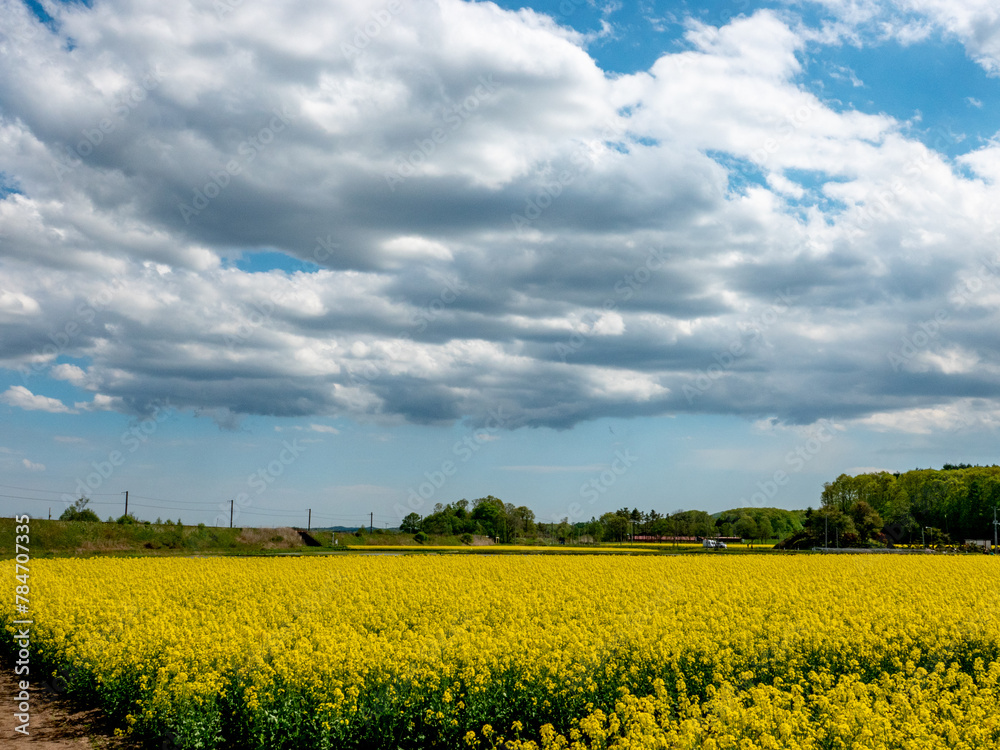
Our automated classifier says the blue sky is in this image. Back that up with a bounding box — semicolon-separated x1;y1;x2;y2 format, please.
2;0;1000;527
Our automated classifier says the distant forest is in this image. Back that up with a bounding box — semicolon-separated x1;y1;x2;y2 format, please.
780;464;1000;549
402;465;999;548
400;496;804;544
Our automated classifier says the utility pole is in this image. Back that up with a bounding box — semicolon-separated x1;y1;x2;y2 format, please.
123;490;128;518
230;499;234;528
48;507;51;520
370;512;373;533
993;507;997;553
308;509;311;531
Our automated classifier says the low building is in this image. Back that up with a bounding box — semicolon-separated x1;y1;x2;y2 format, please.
632;535;698;542
965;539;993;551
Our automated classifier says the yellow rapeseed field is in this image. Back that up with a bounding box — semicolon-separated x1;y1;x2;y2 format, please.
343;545;660;553
3;556;999;749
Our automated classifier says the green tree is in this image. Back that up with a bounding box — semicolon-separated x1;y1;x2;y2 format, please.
757;517;774;542
850;500;883;542
511;505;536;538
821;474;859;513
810;506;856;545
734;515;758;543
472;496;513;542
555;518;572;544
400;512;422;534
584;517;604;543
59;497;101;523
600;512;629;542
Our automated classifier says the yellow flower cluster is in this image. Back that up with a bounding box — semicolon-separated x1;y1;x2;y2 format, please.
3;556;998;749
344;545;660;553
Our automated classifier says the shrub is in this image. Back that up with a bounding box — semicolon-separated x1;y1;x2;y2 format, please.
161;529;184;549
59;497;101;523
414;532;429;544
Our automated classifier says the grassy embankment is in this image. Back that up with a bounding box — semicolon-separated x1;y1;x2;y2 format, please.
0;519;498;557
0;518;786;557
0;517;314;557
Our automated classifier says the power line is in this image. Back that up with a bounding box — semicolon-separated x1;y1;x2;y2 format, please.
0;493;124;506
0;483;400;523
131;494;224;507
0;483;120;496
124;495;396;521
0;493;61;502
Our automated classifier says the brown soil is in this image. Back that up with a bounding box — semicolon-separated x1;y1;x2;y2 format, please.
0;658;134;749
235;526;302;548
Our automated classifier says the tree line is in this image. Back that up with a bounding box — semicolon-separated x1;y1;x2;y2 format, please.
400;499;804;544
779;464;1000;549
62;463;998;549
400;496;535;543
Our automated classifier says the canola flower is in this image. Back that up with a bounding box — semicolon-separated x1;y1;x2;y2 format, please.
3;556;999;749
344;545;661;553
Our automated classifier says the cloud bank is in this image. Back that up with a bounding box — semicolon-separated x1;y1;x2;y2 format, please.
1;0;999;432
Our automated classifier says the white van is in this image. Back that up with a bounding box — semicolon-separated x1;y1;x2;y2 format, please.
702;539;727;549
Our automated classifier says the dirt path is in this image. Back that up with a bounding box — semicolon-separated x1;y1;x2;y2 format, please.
1;657;133;749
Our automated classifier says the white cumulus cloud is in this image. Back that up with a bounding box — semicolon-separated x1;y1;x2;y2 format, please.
1;386;77;414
